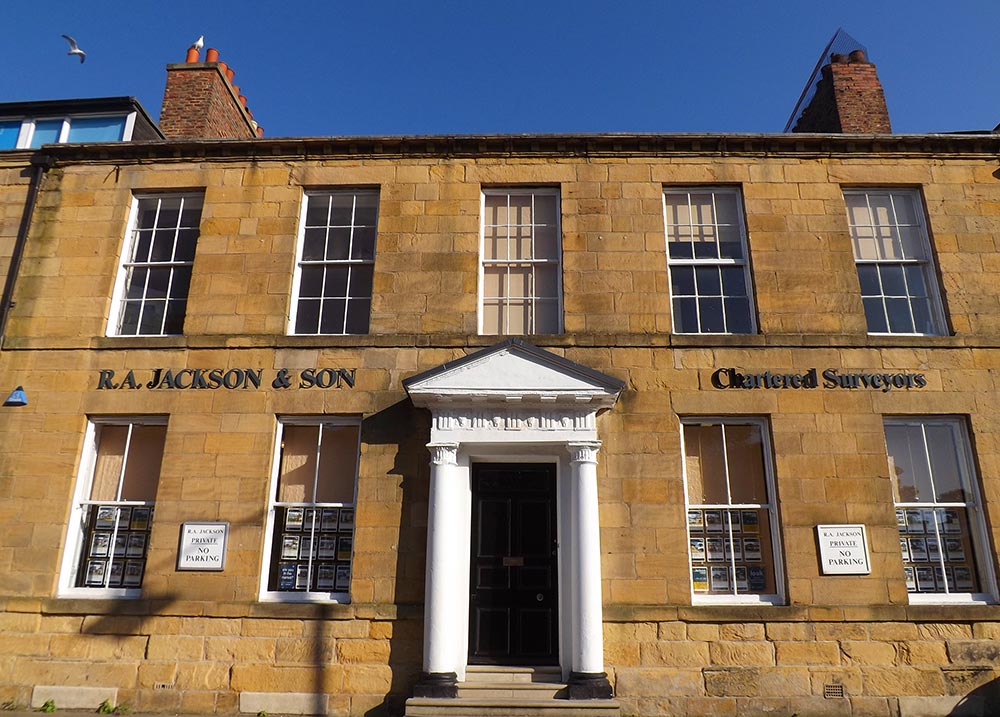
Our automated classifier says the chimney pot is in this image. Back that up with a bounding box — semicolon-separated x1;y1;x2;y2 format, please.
205;48;220;63
185;47;200;63
848;49;868;63
830;53;848;64
225;67;235;82
238;95;248;108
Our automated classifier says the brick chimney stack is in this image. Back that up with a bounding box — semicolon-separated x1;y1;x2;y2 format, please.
159;46;264;139
792;50;891;134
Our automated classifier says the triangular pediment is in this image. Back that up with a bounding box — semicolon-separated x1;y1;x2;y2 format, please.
404;339;624;408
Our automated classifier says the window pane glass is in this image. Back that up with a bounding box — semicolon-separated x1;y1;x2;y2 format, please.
0;120;21;149
345;298;371;334
925;425;968;503
302;228;326;261
886;424;934;502
163;299;186;335
354;192;379;227
348;265;373;299
119;301;141;335
671;266;696;296
506;299;529;334
305;195;330;226
533;193;558;227
534;300;560;335
857;265;881;297
534;265;559;299
724;297;752;334
295;300;320;334
726;425;768;504
320;299;347;334
299;266;323;298
720;267;747;296
66;116;126;142
125;268;147;300
327;227;351;260
138;301;165;334
674;297;699;333
91;426;127;501
863;297;889;333
684;425;728;504
351;226;377;260
120;426;166;501
533;225;559;260
886;298;914;333
482;300;501;334
880;265;907;297
278;425;319;503
329;194;355;226
315;425;359;503
325;266;349;298
695;266;722;296
174;229;199;262
29;119;62;147
911;299;935;336
698;297;724;332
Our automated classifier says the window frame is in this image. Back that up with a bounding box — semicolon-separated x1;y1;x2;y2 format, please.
884;416;996;604
288;188;379;336
107;192;204;337
680;416;785;605
843;187;947;336
57;416;166;599
0;112;135;149
663;186;757;335
478;186;563;336
259;416;361;603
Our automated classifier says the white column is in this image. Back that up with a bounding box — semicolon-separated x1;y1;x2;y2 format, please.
568;441;605;674
423;442;462;675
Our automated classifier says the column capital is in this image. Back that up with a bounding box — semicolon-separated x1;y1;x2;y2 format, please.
427;442;459;466
567;441;601;464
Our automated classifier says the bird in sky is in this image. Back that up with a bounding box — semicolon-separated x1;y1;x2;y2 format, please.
61;34;86;63
191;35;204;51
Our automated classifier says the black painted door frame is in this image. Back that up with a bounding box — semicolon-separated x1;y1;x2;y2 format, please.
469;462;559;665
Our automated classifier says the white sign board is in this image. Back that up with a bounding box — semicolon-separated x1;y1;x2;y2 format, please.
816;524;871;575
177;522;229;571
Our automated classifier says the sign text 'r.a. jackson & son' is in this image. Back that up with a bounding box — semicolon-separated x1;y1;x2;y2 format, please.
96;367;356;391
711;367;927;392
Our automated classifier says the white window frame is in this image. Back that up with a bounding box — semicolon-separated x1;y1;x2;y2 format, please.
663;186;756;335
259;416;361;603
680;417;785;605
107;193;203;337
844;188;946;336
289;189;379;336
5;112;135;149
57;416;166;599
479;187;563;335
885;417;996;604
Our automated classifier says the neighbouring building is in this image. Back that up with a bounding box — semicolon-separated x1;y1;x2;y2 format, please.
0;36;998;717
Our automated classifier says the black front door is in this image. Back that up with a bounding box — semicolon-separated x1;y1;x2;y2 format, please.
469;463;558;665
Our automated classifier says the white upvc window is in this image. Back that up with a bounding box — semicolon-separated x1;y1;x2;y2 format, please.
58;418;166;598
0;113;134;150
681;418;784;604
885;417;995;603
260;417;360;602
663;187;755;334
290;189;378;335
844;188;946;335
480;187;562;335
108;193;203;336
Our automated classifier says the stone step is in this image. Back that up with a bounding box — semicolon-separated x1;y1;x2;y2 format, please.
404;697;621;717
465;665;564;684
457;681;566;700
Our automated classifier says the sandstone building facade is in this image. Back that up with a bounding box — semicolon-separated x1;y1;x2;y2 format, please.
0;44;998;717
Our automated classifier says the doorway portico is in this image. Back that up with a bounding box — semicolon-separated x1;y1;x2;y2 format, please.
404;339;623;699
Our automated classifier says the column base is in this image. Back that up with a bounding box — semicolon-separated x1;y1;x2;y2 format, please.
565;671;614;700
412;671;458;698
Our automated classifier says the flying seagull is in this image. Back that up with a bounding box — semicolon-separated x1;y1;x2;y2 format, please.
191;35;204;51
61;34;86;63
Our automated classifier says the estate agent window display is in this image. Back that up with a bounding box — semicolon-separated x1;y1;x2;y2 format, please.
681;418;784;604
260;418;360;601
885;417;996;602
58;418;166;597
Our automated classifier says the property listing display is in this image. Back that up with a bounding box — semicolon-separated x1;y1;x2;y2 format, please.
896;507;980;593
687;508;776;595
78;504;152;588
269;506;354;592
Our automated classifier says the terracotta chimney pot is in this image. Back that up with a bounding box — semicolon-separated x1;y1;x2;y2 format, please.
205;48;219;63
185;47;200;63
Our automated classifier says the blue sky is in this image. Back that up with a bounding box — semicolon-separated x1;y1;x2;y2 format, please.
6;1;998;137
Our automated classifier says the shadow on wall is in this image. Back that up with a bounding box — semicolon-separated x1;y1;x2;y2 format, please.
948;675;1000;716
359;397;432;717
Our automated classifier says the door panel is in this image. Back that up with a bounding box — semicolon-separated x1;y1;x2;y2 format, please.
470;463;558;664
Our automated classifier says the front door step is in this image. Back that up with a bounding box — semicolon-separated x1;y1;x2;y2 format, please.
404;667;620;717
